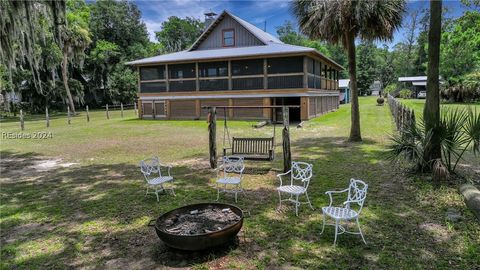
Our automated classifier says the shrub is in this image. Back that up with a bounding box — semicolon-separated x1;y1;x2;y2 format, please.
383;83;398;97
399;89;413;99
441;71;480;102
388;107;480;174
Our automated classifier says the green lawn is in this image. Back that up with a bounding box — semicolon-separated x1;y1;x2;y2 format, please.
1;97;479;269
398;98;480;117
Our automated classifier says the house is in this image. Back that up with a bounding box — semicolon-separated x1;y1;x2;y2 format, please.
370;80;382;96
338;79;350;104
126;10;343;121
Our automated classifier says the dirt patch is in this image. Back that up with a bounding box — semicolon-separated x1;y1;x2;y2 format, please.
418;222;452;243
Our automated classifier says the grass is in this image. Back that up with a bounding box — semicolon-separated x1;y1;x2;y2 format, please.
1;97;479;269
398;98;480;118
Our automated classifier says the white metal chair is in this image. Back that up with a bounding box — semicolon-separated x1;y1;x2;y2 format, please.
139;156;175;201
320;178;368;246
276;161;314;216
215;156;245;203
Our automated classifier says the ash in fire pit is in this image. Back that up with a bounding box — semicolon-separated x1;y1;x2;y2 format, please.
162;206;241;235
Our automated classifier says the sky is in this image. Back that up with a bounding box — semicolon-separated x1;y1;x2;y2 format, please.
134;0;473;46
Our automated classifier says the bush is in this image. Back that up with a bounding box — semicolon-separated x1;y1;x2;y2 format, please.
388;107;480;173
399;89;413;99
383;83;398;97
441;71;480;102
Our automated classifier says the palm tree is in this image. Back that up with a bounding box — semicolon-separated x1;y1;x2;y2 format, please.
423;0;442;164
292;0;405;142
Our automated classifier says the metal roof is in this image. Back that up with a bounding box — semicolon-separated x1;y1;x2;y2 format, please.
227;11;283;44
339;79;349;88
126;42;343;69
398;76;428;82
126;10;344;70
139;91;339;101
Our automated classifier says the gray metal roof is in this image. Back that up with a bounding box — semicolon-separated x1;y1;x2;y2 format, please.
139;91;340;101
126;10;344;70
227;11;282;44
126;42;343;69
339;79;349;88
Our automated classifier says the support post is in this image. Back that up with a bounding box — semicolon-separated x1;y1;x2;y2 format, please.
45;107;49;128
134;102;138;116
86;105;90;122
120;103;124;118
208;107;217;169
106;104;110;119
282;106;291;173
20;109;24;131
67;106;71;125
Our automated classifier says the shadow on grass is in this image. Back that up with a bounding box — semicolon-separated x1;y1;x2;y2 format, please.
1;140;478;269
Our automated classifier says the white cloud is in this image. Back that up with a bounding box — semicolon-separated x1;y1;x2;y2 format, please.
138;0;226;41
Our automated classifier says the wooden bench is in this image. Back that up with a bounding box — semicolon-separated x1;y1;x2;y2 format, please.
223;137;274;161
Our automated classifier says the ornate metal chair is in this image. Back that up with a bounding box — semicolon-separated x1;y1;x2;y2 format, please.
139;156;174;201
276;161;314;216
320;178;368;246
215;156;245;203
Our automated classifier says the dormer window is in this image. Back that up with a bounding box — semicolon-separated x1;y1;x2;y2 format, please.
222;29;235;47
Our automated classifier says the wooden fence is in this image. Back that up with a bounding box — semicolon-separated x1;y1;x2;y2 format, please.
387;94;416;134
14;103;138;130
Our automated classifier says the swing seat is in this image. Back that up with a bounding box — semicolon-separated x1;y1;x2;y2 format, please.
224;137;275;161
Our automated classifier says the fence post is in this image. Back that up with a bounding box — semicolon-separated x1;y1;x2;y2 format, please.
86;105;90;122
46;107;50;128
67;106;71;125
134;102;138;116
20;109;24;131
106;104;110;119
120;103;124;118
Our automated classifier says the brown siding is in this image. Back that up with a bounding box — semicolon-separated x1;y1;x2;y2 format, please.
309;97;316;117
169;100;197;119
200;99;229;118
233;98;264;119
196;15;264;50
154;101;166;117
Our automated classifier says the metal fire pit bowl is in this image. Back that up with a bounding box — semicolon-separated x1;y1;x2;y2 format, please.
149;203;244;251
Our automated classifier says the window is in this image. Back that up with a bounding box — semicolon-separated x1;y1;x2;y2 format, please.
198;61;228;77
267;57;303;74
222;29;235;47
169;63;196;79
140;66;165;81
231;59;263;76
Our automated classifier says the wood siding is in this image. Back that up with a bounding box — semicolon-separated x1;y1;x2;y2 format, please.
200;99;229;118
196;15;264;50
233;98;264;119
169;100;197;119
308;96;339;118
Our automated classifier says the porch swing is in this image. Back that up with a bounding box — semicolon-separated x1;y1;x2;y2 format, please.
205;105;299;173
220;107;275;161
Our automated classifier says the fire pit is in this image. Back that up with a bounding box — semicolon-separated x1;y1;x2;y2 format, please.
149;203;244;251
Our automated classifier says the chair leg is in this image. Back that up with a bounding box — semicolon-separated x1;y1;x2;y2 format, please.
356;218;367;245
320;213;326;235
305;192;314;210
155;190;159;202
334;219;339;246
145;186;149;196
295;194;299;216
216;187;220;201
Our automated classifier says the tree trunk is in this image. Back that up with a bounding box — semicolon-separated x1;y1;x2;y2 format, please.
347;31;362;142
424;0;442;166
62;51;76;114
